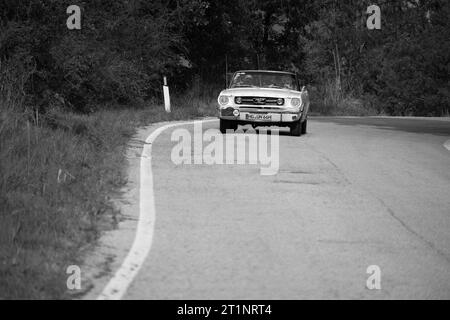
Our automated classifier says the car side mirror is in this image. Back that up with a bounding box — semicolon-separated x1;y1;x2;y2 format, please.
301;86;307;92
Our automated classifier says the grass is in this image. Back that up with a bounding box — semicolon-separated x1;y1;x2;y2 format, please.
0;96;217;299
308;81;380;116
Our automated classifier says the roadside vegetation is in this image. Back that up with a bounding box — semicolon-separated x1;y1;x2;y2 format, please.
1;0;449;298
0;78;215;299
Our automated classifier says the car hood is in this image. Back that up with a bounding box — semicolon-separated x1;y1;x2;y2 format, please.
220;87;301;98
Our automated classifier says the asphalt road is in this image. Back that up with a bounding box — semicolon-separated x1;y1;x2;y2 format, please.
108;117;450;299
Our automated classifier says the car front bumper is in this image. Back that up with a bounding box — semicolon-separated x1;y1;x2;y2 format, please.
219;106;302;123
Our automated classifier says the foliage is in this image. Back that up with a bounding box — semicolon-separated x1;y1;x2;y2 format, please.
1;0;449;115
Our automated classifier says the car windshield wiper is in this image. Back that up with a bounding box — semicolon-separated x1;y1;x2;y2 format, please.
232;85;258;88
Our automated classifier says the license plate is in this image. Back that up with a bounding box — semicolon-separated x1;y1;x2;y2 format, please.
246;113;272;121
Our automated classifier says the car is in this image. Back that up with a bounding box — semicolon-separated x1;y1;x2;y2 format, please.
217;70;310;136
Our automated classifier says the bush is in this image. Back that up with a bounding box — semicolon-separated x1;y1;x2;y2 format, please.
50;35;150;111
308;81;378;116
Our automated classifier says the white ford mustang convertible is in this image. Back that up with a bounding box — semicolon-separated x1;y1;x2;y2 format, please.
217;70;310;136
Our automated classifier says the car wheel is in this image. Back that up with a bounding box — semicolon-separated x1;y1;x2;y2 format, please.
301;118;307;135
220;119;237;133
290;120;301;136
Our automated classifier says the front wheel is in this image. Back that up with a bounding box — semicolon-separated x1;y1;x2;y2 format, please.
220;119;237;133
290;120;301;136
301;118;307;135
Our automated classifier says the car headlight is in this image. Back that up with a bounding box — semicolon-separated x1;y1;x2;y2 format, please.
277;98;284;106
291;98;301;108
219;95;230;106
235;97;242;104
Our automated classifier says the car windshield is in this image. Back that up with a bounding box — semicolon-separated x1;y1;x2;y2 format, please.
229;71;298;90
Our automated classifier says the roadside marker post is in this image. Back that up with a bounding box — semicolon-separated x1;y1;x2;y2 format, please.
163;76;171;113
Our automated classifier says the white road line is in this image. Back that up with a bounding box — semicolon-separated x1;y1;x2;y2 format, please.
444;139;450;152
97;119;218;300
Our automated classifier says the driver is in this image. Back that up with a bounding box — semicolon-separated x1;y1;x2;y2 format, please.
242;74;255;86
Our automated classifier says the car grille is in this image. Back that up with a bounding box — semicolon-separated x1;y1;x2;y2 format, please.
235;97;284;106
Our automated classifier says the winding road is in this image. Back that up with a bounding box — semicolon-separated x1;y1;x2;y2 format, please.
90;117;450;300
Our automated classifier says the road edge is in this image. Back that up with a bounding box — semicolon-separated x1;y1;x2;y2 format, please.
95;118;218;300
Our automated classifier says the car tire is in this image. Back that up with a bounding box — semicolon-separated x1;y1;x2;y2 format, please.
290;120;301;136
301;118;307;135
220;119;237;133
